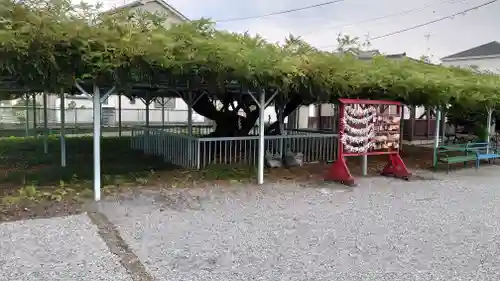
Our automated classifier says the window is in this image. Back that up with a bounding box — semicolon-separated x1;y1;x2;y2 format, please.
388;105;398;115
154;98;175;109
102;97;109;105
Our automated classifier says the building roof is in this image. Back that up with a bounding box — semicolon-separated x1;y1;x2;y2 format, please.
331;49;428;63
357;50;382;58
441;41;500;60
331;49;407;59
356;51;435;65
104;0;189;21
357;51;408;60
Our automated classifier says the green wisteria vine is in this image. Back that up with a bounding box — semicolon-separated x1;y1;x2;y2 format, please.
0;0;499;110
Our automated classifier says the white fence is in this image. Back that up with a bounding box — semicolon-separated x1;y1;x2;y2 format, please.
131;126;338;169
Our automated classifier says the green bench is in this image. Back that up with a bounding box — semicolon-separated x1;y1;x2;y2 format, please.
435;142;500;172
434;143;477;173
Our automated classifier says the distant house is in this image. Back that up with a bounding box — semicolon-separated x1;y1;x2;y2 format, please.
441;41;500;73
357;50;410;61
104;0;189;26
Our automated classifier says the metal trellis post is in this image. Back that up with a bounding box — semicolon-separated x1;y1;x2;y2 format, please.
486;108;493;153
60;92;66;167
93;84;102;201
433;108;441;168
43;92;49;154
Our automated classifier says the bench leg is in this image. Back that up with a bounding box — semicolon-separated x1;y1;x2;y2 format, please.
447;163;450;174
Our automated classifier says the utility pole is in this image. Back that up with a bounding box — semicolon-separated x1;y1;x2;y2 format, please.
424;33;431;60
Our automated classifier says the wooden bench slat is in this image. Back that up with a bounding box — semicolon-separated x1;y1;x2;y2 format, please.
439;155;476;163
477;153;500;159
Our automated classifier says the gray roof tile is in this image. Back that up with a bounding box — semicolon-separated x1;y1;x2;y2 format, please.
441;41;500;60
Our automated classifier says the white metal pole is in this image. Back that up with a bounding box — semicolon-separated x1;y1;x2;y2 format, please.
432;108;441;168
118;93;122;137
161;98;165;128
43;92;48;154
93;84;102;201
487;108;493;153
24;96;29;137
32;94;37;138
361;155;368;176
441;112;446;142
60;93;66;167
434;109;441;148
187;93;193;136
145;97;150;153
258;90;266;185
278;106;284;156
145;99;150;128
187;93;193;166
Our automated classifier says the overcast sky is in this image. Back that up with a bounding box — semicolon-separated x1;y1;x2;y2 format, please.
102;0;499;61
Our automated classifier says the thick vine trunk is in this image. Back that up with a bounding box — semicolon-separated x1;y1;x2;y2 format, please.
265;95;303;135
186;92;302;137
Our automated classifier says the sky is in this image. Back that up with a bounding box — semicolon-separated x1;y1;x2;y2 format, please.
100;0;499;62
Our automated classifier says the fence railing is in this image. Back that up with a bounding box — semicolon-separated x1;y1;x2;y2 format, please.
131;126;338;169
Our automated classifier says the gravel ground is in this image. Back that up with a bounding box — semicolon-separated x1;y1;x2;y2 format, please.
0;214;132;281
98;166;500;281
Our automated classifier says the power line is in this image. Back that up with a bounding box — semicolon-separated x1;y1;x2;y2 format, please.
300;0;465;36
317;0;497;49
214;0;346;23
370;0;497;40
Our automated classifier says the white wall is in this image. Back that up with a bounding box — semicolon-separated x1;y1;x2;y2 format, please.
52;94;282;125
53;95;204;124
129;1;185;27
297;106;309;128
441;56;500;73
320;104;335;116
402;105;426;119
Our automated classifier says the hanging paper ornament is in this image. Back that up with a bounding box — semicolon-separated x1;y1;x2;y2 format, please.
340;104;376;154
345;104;377;117
342;119;374;135
344;111;376;124
341;133;372;144
344;142;374;153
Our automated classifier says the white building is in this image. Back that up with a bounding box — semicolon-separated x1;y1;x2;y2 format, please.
441;41;500;73
53;95;205;125
440;41;500;134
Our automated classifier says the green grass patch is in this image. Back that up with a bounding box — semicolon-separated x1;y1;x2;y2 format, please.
0;136;173;187
0;135;259;206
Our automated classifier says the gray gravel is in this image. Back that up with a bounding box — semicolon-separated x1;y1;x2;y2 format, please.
0;214;132;281
99;166;500;281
